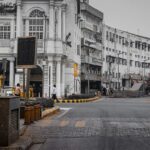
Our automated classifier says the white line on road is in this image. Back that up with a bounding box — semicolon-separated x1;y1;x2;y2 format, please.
57;107;72;118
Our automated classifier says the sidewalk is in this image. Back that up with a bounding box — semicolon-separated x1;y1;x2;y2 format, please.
0;106;60;150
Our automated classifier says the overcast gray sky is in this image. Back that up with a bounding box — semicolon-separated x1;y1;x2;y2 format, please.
90;0;150;37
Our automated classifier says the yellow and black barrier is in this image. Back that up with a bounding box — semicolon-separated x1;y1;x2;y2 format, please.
54;96;100;103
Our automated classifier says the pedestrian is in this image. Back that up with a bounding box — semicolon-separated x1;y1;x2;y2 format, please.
103;87;107;96
52;85;59;102
14;83;21;96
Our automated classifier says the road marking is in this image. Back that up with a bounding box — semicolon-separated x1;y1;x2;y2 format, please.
75;120;86;128
57;107;72;118
60;120;69;127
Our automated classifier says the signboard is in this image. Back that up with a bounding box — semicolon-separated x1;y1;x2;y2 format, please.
0;0;17;14
17;37;37;68
73;63;78;77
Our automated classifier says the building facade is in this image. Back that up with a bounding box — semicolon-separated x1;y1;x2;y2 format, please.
80;0;103;94
103;25;150;90
0;0;81;97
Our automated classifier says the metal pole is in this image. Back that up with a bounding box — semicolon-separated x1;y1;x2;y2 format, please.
74;76;75;94
87;48;90;95
143;62;146;94
109;61;111;90
117;53;120;91
23;68;25;97
26;68;31;99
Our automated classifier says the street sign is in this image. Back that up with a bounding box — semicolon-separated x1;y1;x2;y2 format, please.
73;63;78;77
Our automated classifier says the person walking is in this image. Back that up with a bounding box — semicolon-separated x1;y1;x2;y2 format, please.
14;83;21;96
52;85;59;102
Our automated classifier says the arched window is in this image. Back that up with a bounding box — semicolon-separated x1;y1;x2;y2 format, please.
29;9;45;39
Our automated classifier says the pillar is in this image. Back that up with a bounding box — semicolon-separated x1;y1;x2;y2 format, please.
9;59;14;87
56;61;61;97
49;0;55;39
57;7;62;40
10;18;15;39
25;19;29;36
62;9;66;41
48;61;53;97
16;0;22;37
61;62;65;96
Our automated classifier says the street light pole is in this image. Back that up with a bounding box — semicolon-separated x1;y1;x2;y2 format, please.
87;50;90;95
117;52;123;91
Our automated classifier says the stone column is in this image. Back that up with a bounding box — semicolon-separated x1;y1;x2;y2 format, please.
16;0;22;37
49;0;55;39
57;7;62;40
9;59;15;87
56;61;61;97
10;18;15;39
61;62;65;96
48;61;53;97
25;19;29;36
62;6;66;41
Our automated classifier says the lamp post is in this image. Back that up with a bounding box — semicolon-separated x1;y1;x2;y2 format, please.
117;52;123;91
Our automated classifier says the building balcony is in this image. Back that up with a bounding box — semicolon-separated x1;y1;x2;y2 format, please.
81;73;101;81
81;38;102;50
81;3;103;20
37;40;44;48
0;39;10;47
81;21;93;31
81;55;102;66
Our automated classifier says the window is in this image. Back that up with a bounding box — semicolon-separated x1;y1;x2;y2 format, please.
119;36;122;44
130;60;133;66
106;31;109;40
77;45;80;55
0;23;10;39
93;25;97;32
29;9;45;39
148;44;150;52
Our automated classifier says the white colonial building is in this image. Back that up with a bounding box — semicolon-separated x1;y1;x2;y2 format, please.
0;0;81;97
103;25;150;89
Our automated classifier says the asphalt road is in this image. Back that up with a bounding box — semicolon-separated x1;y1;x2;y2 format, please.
29;97;150;150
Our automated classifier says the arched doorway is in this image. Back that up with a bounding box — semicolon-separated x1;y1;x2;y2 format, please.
30;65;43;97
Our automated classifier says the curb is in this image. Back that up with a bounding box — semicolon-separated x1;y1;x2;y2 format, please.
0;137;32;150
41;106;60;118
55;96;100;103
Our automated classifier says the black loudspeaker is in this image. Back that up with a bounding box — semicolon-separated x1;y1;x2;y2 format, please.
17;37;36;68
122;79;126;87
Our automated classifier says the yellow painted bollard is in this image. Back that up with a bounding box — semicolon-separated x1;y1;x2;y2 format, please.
30;106;34;123
34;104;40;121
24;106;32;125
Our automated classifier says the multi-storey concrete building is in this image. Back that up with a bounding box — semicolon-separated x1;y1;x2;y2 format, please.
0;0;81;97
103;25;150;90
80;0;103;94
